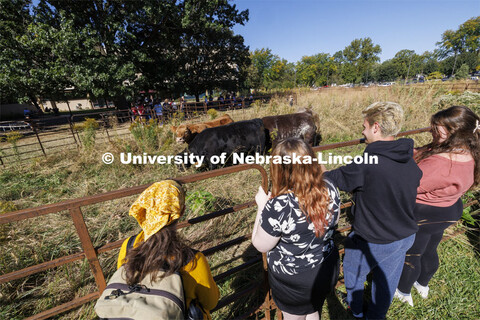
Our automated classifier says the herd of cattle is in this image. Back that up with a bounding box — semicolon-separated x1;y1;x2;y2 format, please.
170;110;321;170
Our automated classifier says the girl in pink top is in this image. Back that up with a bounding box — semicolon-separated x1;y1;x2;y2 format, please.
395;106;480;306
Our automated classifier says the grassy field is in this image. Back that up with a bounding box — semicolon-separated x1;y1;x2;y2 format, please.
1;84;480;319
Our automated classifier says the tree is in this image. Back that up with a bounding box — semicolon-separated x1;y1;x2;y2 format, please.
440;51;478;76
178;29;249;100
391;49;421;81
296;53;335;87
458;17;480;55
341;38;381;83
456;63;470;79
266;58;295;89
34;0;146;103
437;17;480;57
437;29;463;58
176;0;250;100
0;0;85;110
331;51;346;84
0;0;45;109
375;60;398;82
247;48;278;90
245;48;298;90
1;0;250;106
420;51;440;75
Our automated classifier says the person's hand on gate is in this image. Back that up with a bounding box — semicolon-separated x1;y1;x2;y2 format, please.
255;186;271;210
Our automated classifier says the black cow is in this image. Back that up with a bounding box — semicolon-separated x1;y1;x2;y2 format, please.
179;119;266;170
262;109;320;148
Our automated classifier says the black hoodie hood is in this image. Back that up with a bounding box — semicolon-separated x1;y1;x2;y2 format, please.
365;138;414;163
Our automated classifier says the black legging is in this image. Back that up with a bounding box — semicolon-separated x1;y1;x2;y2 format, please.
397;198;463;293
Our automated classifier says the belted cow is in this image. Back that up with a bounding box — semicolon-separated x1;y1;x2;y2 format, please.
262;109;320;148
171;114;234;144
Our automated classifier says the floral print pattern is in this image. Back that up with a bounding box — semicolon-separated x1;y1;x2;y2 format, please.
260;179;340;275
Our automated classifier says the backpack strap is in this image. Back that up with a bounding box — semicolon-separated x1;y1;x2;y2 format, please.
181;252;205;320
126;234;137;253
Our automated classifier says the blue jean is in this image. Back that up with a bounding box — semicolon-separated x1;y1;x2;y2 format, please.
344;232;415;319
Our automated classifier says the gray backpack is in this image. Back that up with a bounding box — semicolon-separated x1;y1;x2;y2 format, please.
95;235;204;320
95;266;186;320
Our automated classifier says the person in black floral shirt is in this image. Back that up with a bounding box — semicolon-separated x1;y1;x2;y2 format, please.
252;138;341;320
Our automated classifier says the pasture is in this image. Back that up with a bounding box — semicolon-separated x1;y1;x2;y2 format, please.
1;84;480;319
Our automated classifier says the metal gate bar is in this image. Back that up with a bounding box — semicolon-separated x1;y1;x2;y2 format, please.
2;126;473;320
0;164;268;319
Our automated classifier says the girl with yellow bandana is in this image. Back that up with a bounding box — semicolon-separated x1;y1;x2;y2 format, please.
117;180;219;319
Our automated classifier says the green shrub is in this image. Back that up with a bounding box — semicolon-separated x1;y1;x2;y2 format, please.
0;200;17;214
427;71;443;80
462;191;479;226
186;190;216;216
170;111;185;126
455;64;469;79
5;131;23;157
74;118;100;150
207;109;218;120
129;118;161;151
435;91;480;113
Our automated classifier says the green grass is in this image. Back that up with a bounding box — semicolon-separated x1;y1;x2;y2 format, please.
1;87;480;319
387;232;480;319
319;231;480;320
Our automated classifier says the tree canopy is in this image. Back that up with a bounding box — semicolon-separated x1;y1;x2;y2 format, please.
437;17;480;57
0;0;249;107
245;17;479;88
1;4;479;108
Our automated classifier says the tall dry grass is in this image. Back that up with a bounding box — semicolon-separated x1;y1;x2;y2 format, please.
1;84;480;319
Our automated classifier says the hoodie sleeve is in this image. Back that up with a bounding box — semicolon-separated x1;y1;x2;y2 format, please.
323;163;365;193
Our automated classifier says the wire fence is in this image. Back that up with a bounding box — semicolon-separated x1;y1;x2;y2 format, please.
0;95;285;166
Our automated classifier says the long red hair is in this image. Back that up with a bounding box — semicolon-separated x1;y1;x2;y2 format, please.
270;138;330;237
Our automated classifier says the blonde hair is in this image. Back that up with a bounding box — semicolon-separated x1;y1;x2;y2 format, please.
362;101;404;137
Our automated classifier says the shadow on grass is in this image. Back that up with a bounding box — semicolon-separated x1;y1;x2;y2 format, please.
212;244;268;320
464;217;480;260
325;290;355;320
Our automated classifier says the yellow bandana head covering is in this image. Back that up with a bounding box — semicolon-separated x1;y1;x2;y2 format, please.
129;180;185;241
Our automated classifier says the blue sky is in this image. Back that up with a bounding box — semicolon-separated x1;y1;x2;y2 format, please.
232;0;480;63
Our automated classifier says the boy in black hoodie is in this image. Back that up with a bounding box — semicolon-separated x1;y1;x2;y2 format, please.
324;102;422;319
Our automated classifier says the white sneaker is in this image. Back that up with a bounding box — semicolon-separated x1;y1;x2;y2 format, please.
413;281;429;299
394;288;414;307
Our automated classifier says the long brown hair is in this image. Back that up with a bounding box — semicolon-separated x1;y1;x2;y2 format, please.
415;105;480;186
123;223;195;286
270;138;330;237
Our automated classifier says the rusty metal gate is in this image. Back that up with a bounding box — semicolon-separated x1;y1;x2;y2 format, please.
2;126;477;320
0;164;271;319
